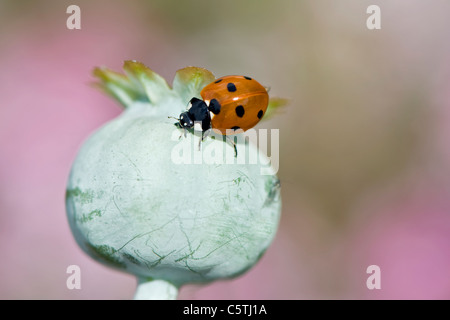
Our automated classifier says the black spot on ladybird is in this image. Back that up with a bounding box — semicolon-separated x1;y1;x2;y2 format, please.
227;83;237;92
231;126;241;131
257;110;263;119
235;105;245;117
215;79;223;83
209;98;221;115
244;76;252;80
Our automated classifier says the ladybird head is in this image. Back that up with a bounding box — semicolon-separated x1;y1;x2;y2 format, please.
178;111;194;128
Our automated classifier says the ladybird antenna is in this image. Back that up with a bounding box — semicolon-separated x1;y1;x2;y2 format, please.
168;116;179;121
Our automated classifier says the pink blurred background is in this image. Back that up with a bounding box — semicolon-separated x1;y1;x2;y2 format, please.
0;0;449;299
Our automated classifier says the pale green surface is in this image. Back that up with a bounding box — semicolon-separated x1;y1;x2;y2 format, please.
66;62;281;297
134;279;178;300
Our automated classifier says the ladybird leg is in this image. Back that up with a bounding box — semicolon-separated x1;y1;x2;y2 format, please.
197;131;204;150
226;135;238;157
197;131;203;151
197;129;211;151
174;124;184;140
176;127;186;140
202;129;211;141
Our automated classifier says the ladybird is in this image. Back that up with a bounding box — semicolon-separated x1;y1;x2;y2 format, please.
176;75;269;135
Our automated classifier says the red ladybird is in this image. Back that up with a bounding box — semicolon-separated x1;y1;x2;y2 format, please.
176;75;269;135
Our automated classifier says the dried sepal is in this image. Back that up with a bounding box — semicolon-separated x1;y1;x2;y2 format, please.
172;66;216;104
93;67;147;108
123;60;173;105
263;97;289;120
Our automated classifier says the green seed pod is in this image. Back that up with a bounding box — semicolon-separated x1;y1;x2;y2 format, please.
66;61;282;299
